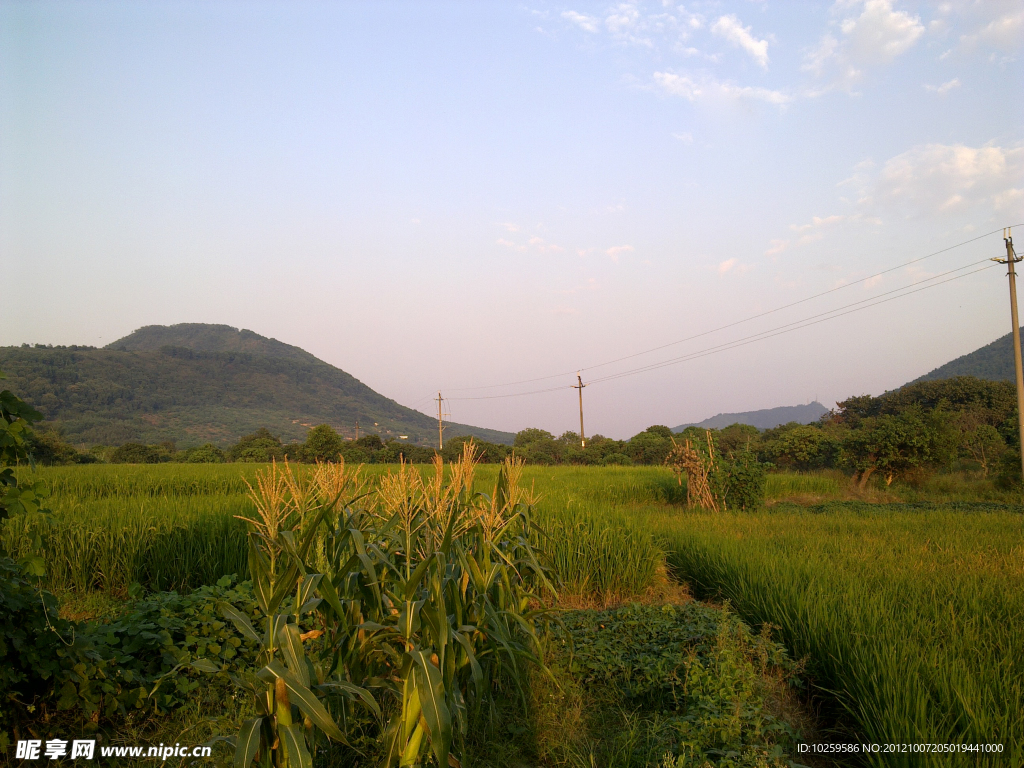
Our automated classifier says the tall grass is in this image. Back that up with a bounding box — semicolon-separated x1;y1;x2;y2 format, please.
648;506;1024;768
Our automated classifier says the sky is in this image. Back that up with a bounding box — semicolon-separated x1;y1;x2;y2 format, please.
2;1;1023;439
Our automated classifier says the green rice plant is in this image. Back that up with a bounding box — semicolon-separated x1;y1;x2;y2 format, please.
647;505;1024;768
1;496;250;593
762;471;843;501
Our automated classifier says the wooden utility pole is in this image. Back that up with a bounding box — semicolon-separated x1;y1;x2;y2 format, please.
572;372;587;448
993;228;1024;481
436;392;445;450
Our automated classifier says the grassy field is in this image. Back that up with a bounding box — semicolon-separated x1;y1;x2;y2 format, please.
4;462;1022;766
647;503;1023;768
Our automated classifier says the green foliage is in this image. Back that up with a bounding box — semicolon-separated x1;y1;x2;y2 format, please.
721;454;768;511
757;423;839;471
0;556;70;742
27;428;95;466
184;443;226;463
303;423;344;462
109;442;168;464
555;603;800;768
210;449;558;767
1;371;46;524
229;428;285;463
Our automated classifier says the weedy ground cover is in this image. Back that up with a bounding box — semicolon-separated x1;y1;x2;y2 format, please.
647;504;1024;768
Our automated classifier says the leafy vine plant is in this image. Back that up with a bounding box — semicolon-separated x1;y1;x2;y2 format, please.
199;444;556;767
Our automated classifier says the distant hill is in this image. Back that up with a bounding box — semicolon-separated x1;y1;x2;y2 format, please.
912;328;1022;384
0;323;514;448
673;402;829;432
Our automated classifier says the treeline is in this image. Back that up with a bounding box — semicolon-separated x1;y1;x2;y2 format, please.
25;376;1021;487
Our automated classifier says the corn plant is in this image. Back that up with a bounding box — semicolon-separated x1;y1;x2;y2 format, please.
310;445;557;767
209;460;379;768
217;447;557;767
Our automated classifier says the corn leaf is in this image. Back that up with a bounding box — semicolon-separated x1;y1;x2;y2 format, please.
233;717;263;768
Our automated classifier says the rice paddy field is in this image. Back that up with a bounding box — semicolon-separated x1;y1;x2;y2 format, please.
5;462;1023;767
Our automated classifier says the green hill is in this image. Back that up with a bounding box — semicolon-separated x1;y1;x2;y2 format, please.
912;328;1023;384
0;323;513;448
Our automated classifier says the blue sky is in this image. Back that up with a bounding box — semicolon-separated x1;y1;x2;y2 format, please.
2;1;1022;438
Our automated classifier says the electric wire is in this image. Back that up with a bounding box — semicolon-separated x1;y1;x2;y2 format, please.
447;259;997;400
440;225;1018;394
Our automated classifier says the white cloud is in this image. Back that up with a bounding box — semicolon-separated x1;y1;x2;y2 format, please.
790;214;846;233
868;143;1024;217
924;78;960;95
654;71;792;106
764;239;790;256
718;257;753;275
842;0;924;63
607;244;634;262
673;131;694;143
529;236;565;254
562;10;600;33
802;1;923;90
711;14;770;68
960;11;1024;51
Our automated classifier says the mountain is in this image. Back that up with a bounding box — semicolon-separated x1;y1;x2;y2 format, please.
911;328;1022;384
0;324;514;448
673;402;830;432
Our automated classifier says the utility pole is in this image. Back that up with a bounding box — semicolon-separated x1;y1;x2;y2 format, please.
436;392;445;450
993;228;1024;481
572;372;587;448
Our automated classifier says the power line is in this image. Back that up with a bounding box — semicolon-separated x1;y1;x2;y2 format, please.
440;225;1019;394
447;259;996;400
589;262;996;385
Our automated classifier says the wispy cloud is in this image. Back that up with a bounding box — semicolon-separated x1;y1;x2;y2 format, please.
607;244;634;262
654;71;792;106
924;78;960;95
718;257;752;275
802;1;924;92
562;10;600;33
711;14;770;68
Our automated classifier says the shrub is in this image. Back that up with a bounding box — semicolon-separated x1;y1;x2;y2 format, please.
109;443;164;464
184;443;226;463
0;557;74;745
722;454;767;511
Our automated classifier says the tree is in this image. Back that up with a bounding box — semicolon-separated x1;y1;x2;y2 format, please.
110;443;164;464
961;424;1006;477
184;443;226;463
759;423;839;471
1;369;51;574
304;424;344;462
841;408;935;487
230;428;284;463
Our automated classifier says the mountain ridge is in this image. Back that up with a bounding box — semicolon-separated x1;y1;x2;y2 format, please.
911;327;1022;384
672;401;829;432
0;324;514;448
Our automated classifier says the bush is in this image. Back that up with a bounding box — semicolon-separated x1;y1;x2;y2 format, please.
109;443;164;464
722;454;767;511
183;443;225;463
603;453;633;466
0;557;73;744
